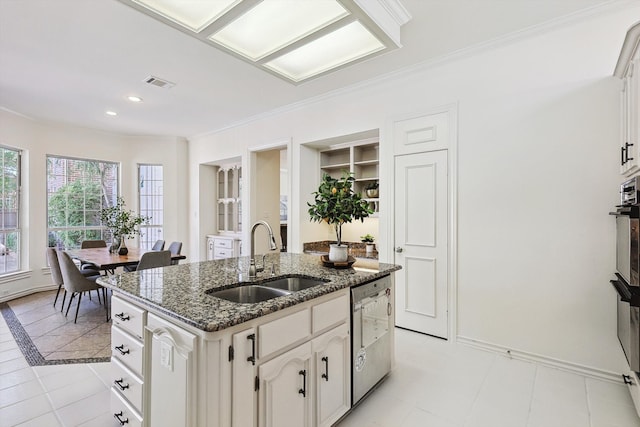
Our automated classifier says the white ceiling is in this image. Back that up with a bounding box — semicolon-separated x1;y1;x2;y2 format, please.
0;0;619;138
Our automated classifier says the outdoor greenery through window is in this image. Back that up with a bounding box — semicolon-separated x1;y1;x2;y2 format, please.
47;156;119;250
138;164;163;250
0;146;21;275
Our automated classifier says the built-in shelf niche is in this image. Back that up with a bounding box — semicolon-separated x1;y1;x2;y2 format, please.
216;164;242;234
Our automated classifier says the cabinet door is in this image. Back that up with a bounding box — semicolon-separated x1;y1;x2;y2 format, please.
312;323;351;427
146;314;197;427
232;328;257;427
258;342;312;427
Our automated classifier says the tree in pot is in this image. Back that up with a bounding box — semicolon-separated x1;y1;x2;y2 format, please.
99;197;150;255
308;172;373;262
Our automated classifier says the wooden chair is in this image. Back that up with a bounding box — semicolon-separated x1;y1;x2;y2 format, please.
57;251;108;323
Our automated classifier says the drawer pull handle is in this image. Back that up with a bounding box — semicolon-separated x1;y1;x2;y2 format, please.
114;411;129;425
298;369;307;397
623;374;634;385
247;334;256;365
115;312;130;321
114;378;130;391
321;356;329;381
115;345;130;355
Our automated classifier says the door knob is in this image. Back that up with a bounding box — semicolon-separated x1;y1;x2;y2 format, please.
395;247;403;253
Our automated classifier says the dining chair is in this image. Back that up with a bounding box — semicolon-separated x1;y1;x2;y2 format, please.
47;248;65;309
152;240;165;251
168;241;182;265
79;239;107;275
57;251;108;323
136;250;172;271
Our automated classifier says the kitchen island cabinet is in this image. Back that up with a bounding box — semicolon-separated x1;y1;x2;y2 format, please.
98;253;400;427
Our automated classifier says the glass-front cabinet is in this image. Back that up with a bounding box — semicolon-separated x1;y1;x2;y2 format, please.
217;164;242;234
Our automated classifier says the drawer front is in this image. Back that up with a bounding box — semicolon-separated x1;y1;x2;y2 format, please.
625;369;640;418
214;248;233;259
259;308;310;359
112;326;144;377
312;293;349;334
112;358;144;412
112;296;146;340
214;238;233;249
111;388;143;427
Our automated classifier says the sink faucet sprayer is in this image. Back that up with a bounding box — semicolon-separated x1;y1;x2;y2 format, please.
249;220;277;278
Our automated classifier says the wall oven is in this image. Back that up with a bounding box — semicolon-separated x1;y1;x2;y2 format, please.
611;176;640;373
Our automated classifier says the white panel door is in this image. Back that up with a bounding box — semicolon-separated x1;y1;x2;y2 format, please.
394;150;448;338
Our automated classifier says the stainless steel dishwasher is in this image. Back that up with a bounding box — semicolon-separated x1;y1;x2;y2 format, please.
351;275;392;405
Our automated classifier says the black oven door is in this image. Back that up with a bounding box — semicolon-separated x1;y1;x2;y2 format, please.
613;206;640;287
612;275;640;372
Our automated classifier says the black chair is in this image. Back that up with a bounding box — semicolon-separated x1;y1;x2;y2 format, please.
168;241;182;265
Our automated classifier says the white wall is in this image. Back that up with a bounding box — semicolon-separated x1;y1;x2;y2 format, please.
0;110;188;301
188;6;640;374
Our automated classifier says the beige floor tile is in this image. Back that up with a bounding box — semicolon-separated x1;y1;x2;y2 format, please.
45;350;99;361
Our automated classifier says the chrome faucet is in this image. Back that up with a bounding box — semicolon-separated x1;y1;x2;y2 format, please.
249;220;277;278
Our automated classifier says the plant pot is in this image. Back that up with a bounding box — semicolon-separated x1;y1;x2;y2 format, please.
366;243;375;254
328;244;348;262
366;189;379;198
118;238;128;256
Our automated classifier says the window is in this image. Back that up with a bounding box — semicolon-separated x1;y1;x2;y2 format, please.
0;146;21;275
138;164;163;250
47;156;118;249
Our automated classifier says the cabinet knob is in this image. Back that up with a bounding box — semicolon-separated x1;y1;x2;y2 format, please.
395;247;403;253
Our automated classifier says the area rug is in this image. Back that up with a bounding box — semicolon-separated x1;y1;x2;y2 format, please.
0;290;111;366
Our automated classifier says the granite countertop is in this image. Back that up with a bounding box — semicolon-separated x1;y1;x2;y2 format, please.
97;252;400;333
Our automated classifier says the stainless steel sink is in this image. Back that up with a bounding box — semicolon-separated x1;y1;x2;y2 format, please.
209;285;291;303
261;276;328;292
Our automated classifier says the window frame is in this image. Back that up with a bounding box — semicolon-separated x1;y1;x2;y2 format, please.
0;145;22;276
137;163;163;250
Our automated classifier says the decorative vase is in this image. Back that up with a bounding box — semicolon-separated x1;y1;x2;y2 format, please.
118;238;128;255
328;244;348;262
366;243;375;254
366;188;379;198
109;236;120;253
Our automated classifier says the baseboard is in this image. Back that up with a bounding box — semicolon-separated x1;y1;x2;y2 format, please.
0;284;57;303
457;335;621;383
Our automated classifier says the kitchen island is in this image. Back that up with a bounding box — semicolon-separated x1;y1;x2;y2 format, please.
98;252;400;427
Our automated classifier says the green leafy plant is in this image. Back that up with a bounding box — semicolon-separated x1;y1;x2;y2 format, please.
365;181;379;191
308;172;373;246
99;197;150;240
361;234;375;243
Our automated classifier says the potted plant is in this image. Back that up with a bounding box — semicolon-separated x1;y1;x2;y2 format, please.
100;197;150;255
308;172;373;262
365;181;379;198
361;234;375;254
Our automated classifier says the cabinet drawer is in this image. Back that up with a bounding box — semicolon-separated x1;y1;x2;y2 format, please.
112;358;144;412
214;238;233;249
111;388;143;427
312;293;349;334
112;296;146;340
625;368;640;417
214;248;233;259
112;326;144;377
259;308;310;359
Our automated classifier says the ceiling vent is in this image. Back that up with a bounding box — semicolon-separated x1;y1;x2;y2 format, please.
144;75;175;89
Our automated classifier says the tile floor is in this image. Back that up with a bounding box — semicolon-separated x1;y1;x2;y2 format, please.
1;310;640;426
5;290;111;362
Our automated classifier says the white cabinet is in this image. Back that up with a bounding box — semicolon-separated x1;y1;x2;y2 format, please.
312;323;351;427
146;313;197;427
207;235;242;260
110;296;146;424
320;139;379;215
615;21;640;175
217;164;242;233
231;328;258;427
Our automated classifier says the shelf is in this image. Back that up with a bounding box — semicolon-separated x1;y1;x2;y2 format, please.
320;162;351;170
355;177;379;182
354;159;378;166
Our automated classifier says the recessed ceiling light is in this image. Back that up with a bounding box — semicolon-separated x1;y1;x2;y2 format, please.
105;111;118;116
127;96;143;103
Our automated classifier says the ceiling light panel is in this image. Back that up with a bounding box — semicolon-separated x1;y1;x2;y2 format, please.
133;0;241;32
264;20;385;82
209;0;349;61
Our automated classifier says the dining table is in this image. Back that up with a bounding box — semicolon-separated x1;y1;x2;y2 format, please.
66;246;186;273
